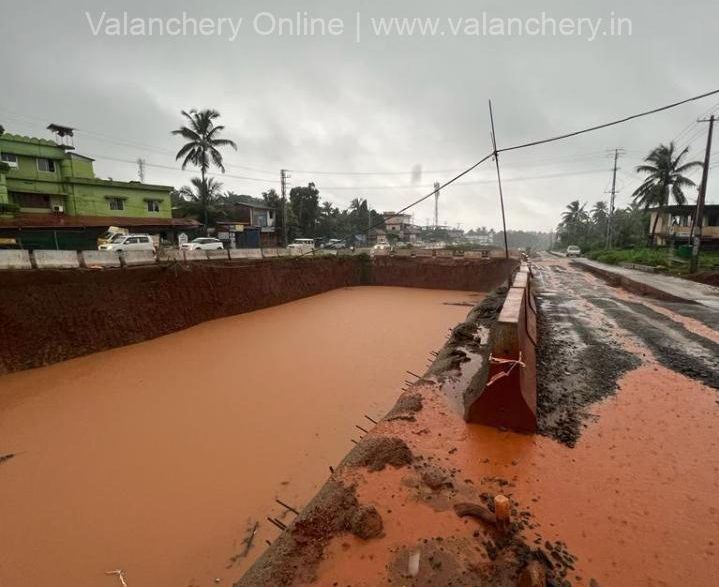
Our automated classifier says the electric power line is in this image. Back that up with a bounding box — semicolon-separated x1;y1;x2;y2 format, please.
497;88;719;154
295;86;719;255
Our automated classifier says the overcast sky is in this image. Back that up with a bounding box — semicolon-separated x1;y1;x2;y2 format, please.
2;0;717;231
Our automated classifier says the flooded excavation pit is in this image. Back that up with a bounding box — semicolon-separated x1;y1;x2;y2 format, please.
0;286;481;587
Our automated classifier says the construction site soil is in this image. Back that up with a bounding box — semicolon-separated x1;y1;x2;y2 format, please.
238;256;719;587
0;256;516;374
3;254;717;587
0;286;482;587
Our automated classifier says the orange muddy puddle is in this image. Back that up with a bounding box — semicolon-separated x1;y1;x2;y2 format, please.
313;364;719;587
0;286;481;587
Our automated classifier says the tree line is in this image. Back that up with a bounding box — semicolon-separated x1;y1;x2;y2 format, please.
556;141;702;251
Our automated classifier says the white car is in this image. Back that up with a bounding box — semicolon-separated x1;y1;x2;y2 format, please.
566;245;582;257
370;243;391;256
181;237;224;251
287;239;315;255
98;233;155;252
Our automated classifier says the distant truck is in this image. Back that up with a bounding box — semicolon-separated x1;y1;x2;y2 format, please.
97;226;128;247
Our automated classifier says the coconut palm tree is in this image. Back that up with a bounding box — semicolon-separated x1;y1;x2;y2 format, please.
561;200;588;226
558;200;588;247
591;201;608;223
632;142;702;245
172;177;226;225
172;109;237;233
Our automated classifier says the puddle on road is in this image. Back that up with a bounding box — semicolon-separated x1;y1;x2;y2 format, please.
0;286;481;587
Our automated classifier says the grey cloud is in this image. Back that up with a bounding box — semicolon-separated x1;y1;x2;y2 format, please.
1;0;717;231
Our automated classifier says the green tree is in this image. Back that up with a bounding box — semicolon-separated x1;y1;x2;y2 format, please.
632;142;702;245
590;201;609;247
172;109;237;233
289;183;320;237
557;200;590;249
172;177;226;225
612;202;648;248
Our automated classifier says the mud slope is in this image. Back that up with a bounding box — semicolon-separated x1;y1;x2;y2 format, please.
0;258;358;373
0;257;516;374
371;257;516;291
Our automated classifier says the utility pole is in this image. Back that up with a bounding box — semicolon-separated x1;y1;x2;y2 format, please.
605;148;623;248
488;100;510;261
433;181;440;229
690;115;715;273
280;169;289;247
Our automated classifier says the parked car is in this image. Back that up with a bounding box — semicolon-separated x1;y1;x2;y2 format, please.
98;233;155;253
324;239;346;249
180;237;224;251
566;245;582;257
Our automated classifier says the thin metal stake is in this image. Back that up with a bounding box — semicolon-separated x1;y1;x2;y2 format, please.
275;499;300;515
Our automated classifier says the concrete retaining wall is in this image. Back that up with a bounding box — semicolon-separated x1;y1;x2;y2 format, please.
81;251;121;269
33;250;80;269
183;250;207;262
0;250;32;270
158;249;182;262
229;248;263;260
206;249;230;260
121;251;156;267
414;249;434;257
464;263;537;432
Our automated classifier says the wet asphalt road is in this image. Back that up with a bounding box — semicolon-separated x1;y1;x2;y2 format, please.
533;254;719;446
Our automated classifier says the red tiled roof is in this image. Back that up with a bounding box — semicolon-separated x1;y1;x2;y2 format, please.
0;214;202;229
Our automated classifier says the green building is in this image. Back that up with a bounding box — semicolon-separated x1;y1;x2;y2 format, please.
0;125;199;249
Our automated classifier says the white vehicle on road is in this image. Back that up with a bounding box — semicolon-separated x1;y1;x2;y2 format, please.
370;243;391;256
287;238;315;255
98;233;156;253
566;245;582;257
180;237;224;251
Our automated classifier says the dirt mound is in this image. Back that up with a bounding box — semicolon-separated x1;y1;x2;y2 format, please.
342;436;414;471
427;286;509;381
420;464;454;490
235;480;384;587
386;392;423;422
349;505;384;539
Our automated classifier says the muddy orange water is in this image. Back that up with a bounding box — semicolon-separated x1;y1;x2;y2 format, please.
0;286;480;587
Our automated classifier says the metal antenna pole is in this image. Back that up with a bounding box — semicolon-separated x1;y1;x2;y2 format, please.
488;100;510;260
